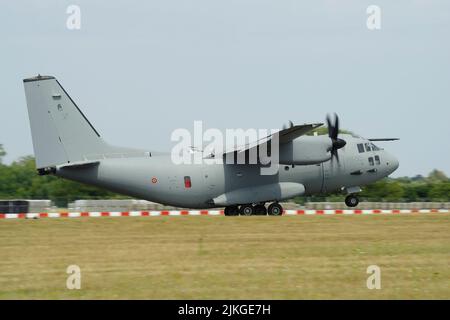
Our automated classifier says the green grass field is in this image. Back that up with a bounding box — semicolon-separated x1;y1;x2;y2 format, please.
0;214;449;299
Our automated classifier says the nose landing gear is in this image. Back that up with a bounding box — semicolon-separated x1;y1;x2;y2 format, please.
345;194;359;207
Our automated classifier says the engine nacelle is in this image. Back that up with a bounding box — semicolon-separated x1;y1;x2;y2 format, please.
279;135;332;165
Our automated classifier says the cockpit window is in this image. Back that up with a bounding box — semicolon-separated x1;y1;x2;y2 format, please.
365;143;372;152
368;157;374;166
357;143;364;153
375;155;380;165
371;143;380;151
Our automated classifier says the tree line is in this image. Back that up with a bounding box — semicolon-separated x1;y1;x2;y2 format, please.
0;144;449;207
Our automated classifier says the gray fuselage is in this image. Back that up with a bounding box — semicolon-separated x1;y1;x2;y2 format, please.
57;134;399;209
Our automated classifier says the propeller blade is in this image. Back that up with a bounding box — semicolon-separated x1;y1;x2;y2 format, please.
326;113;346;165
326;113;339;140
334;113;339;138
326;114;333;138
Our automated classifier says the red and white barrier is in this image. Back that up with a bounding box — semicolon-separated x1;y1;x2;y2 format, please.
0;209;448;219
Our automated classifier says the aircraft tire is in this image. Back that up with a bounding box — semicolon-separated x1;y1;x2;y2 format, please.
253;204;267;215
240;204;254;216
345;194;359;207
224;205;239;216
267;203;283;216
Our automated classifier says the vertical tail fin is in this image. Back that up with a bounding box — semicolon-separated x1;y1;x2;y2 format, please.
23;75;121;169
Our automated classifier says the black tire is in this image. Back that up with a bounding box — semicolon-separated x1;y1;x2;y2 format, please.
267;203;283;216
240;204;254;216
345;195;359;207
253;204;267;215
224;205;239;216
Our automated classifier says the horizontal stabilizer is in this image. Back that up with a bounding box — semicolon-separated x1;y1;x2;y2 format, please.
58;161;100;169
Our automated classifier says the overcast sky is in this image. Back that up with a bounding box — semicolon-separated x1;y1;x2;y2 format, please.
1;0;449;177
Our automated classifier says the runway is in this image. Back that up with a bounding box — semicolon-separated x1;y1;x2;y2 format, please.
1;213;449;299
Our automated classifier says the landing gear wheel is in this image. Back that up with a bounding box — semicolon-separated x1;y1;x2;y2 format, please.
253;204;267;215
345;194;359;207
240;204;254;216
267;203;283;216
224;205;239;216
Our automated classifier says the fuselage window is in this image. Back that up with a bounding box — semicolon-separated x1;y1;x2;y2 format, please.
365;143;372;152
357;143;365;153
375;155;380;165
368;157;374;166
184;176;192;188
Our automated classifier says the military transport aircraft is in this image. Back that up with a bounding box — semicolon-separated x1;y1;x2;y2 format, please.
23;75;399;216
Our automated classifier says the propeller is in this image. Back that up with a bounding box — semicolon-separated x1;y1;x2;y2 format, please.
326;113;346;163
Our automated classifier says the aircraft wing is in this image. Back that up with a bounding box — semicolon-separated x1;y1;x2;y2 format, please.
206;122;323;158
277;123;323;144
368;138;399;141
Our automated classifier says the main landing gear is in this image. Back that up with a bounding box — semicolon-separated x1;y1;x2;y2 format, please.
224;202;283;216
345;194;359;207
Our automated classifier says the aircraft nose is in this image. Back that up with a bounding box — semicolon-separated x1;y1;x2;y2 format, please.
386;153;399;174
392;157;399;171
